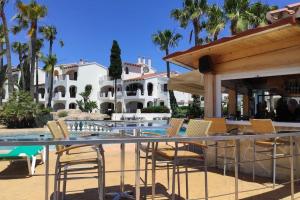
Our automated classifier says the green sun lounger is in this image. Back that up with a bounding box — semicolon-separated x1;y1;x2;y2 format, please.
0;146;45;175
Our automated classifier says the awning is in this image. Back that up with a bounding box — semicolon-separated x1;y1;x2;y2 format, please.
164;17;300;71
168;70;204;95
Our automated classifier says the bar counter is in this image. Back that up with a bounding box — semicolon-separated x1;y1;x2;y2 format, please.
206;120;300;180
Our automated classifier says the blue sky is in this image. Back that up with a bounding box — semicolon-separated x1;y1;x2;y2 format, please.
4;0;297;73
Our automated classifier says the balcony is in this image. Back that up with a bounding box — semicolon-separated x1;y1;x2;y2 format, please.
99;91;123;101
52;92;67;101
125;90;144;99
53;75;77;87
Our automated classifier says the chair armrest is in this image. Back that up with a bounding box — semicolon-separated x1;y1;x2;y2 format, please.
56;144;96;155
179;141;208;149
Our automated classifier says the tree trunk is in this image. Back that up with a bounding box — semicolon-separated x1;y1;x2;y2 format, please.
193;20;200;46
47;40;53;108
19;52;25;90
35;55;39;103
230;19;238;35
114;79;117;113
0;5;13;95
0;41;3;106
29;21;37;98
165;49;178;116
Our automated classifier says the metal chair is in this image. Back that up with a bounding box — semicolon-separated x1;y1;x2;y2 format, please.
251;119;292;188
204;117;237;175
140;118;184;192
47;121;105;200
155;119;212;200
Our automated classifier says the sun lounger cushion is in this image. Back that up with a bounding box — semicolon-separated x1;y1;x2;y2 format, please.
0;146;44;159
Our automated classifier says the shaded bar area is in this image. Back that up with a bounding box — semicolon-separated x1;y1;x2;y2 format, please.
166;15;300;181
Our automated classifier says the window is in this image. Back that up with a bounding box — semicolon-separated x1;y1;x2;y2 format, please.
160;102;164;106
125;67;129;74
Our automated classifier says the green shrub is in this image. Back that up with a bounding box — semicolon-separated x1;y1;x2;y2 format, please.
172;106;189;118
141;106;170;113
0;91;51;128
58;110;68;118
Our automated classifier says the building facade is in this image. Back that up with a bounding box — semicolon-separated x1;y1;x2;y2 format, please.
2;58;192;113
99;58;192;114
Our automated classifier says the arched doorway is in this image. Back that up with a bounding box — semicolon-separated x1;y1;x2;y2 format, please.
147;101;153;107
69;86;77;98
126;83;144;96
66;70;78;80
100;102;114;114
147;83;153;96
54;86;66;97
100;85;114;97
126;101;143;113
69;103;77;109
53;103;65;111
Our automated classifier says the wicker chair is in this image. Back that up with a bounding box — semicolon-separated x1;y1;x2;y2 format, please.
140;118;184;192
47;121;105;200
204;117;237;175
250;119;292;188
155;119;212;200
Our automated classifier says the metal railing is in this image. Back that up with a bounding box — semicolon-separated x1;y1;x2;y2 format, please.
0;128;299;200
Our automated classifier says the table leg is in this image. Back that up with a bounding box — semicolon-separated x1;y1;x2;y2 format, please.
134;129;141;200
121;143;125;192
235;139;239;200
290;136;294;200
45;145;49;200
152;142;156;200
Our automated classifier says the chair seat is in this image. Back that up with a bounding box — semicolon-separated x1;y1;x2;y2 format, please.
255;139;289;147
156;149;203;160
59;154;98;164
140;143;175;152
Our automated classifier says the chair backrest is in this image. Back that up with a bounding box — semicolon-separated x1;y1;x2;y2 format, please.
166;118;184;137
57;119;70;139
250;119;276;134
204;117;227;135
47;121;65;151
185;119;212;137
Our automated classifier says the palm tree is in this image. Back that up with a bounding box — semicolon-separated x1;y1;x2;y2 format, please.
34;38;43;103
248;2;277;28
152;30;182;115
206;4;226;41
12;41;28;90
0;24;6;105
42;54;57;86
171;0;207;46
39;25;63;108
15;0;47;98
0;0;13;95
224;0;251;35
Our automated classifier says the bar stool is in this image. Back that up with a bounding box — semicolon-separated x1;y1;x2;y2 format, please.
205;117;237;175
155;119;212;200
251;119;293;188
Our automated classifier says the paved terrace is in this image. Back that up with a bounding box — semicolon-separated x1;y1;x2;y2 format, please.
0;144;299;200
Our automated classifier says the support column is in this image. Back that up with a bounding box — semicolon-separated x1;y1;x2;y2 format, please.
228;89;237;117
243;94;250;117
204;73;215;117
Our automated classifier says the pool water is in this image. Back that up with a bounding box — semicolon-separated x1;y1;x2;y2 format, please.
143;127;186;135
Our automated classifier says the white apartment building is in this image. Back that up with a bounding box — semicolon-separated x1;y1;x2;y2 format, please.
1;68;46;104
99;58;192;114
2;58;192;113
45;60;107;111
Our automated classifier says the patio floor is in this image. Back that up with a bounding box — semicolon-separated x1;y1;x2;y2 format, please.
0;144;299;200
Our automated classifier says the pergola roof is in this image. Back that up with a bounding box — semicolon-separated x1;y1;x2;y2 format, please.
168;70;204;95
164;17;300;71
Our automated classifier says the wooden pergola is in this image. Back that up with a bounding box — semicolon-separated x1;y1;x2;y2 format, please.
165;17;300;117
